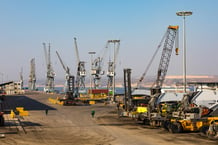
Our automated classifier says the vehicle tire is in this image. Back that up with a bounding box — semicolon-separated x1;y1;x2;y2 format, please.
172;122;183;133
162;121;170;131
0;116;4;126
143;119;149;125
168;122;182;133
200;125;209;136
207;131;218;140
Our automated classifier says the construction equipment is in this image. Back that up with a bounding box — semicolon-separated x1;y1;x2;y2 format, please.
105;40;120;102
28;58;36;90
0;112;4;126
43;43;55;93
56;51;76;105
91;56;105;88
73;37;86;97
147;25;179;125
136;25;179;89
0;92;4;126
122;26;179;124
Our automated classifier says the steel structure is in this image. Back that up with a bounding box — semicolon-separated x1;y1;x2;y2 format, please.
149;25;179;112
56;51;74;96
28;58;36;90
43;43;55;93
73;37;86;96
20;67;24;89
106;40;120;90
123;68;132;111
91;56;104;88
91;41;111;88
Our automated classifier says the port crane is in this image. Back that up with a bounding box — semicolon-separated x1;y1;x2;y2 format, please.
56;51;75;104
91;56;104;88
43;43;55;93
106;40;120;91
28;58;36;90
91;41;111;88
73;37;86;97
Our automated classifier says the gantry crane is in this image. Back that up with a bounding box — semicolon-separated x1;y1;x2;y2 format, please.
28;58;36;90
56;51;74;96
43;43;55;93
73;37;86;97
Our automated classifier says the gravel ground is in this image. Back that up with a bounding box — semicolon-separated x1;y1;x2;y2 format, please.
0;92;218;145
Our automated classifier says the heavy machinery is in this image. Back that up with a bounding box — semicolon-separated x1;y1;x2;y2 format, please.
73;37;86;97
164;91;218;137
106;40;120;91
0;91;4;126
56;51;76;105
121;25;179;121
28;58;36;90
91;56;105;88
43;43;55;93
147;25;179;126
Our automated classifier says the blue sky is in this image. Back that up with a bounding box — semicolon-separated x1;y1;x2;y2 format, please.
0;0;218;85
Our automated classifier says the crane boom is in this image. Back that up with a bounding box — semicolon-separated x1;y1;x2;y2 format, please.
74;37;80;64
154;25;179;89
149;25;179;112
56;51;67;72
136;31;168;88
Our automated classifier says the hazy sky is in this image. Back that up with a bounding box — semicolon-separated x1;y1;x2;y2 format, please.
1;0;218;85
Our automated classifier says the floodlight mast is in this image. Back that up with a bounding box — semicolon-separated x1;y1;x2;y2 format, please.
176;11;192;93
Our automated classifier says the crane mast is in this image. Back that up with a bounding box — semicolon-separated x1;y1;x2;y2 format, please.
106;40;120;90
28;58;36;90
149;25;179;112
73;37;86;97
152;25;179;91
43;43;55;93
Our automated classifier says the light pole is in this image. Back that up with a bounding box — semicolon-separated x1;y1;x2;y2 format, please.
176;11;192;93
88;51;96;94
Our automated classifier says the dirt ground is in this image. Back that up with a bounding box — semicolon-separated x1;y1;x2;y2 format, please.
0;92;218;145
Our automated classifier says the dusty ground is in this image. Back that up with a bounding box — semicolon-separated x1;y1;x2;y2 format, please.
0;92;218;145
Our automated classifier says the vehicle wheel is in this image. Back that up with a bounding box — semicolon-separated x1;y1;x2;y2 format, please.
200;125;209;136
207;130;218;140
143;119;149;125
0;116;4;126
168;122;182;133
172;122;183;133
162;121;170;130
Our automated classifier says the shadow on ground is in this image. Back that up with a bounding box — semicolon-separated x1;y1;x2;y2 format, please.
2;95;56;111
